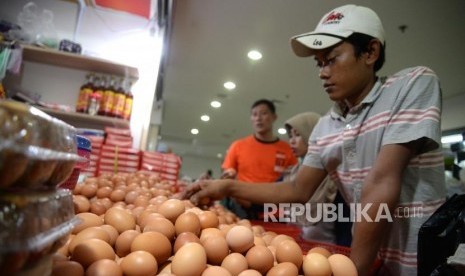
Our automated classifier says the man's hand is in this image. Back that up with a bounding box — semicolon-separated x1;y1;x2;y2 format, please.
221;168;237;179
181;179;231;206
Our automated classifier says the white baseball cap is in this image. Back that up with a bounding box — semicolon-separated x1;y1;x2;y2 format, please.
290;5;385;57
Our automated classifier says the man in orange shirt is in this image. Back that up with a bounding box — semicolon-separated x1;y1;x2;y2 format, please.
221;99;297;219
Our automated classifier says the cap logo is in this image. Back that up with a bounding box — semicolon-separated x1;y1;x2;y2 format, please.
322;11;344;25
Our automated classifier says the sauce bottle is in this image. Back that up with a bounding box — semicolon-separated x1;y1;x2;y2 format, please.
76;73;95;113
112;77;126;118
123;80;133;121
98;76;115;117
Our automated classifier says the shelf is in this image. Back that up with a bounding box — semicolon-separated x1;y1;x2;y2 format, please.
22;44;139;79
38;107;130;130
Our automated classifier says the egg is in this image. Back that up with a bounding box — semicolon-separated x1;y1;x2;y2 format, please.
226;225;254;253
104;207;136;233
71;238;115;268
245;245;274;274
253;236;266;246
200;228;225;244
270;234;293;248
221;252;248;276
143;217;176;240
120;250;158;276
302;253;332;276
203;236;229;265
73;195;90;213
68;226;110;254
115;230;140;257
171;242;207;276
158;199;185;223
202;266;232;276
72;213;104;234
131;231;172;265
175;212;201;236
173;232;201;253
100;224;119;246
198;211;219;229
52;260;84;276
275;240;303;269
237;269;261;276
266;261;298;276
307;247;331;258
327;254;358;276
110;189;126;202
86;259;122;276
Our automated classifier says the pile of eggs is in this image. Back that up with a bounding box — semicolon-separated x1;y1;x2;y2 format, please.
53;172;358;276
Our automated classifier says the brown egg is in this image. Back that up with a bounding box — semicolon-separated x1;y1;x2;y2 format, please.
173;232;201;253
110;189;126;202
198;211;219;229
245;245;274;274
171;242;207;276
100;224;119;246
226;226;254;253
175;212;201;236
143;217;176;240
104;207;136;233
202;266;232;276
237;269;261;276
124;190;139;204
73;195;90;213
262;234;276;246
221;253;248;276
327;254;358;276
86;259;122;276
203;236;229;265
253;236;266;246
131;231;172;265
72;213;104;234
270;234;294;248
52;260;84;276
307;247;331;258
57;235;73;256
90;201;107;216
200;228;225;244
158;199;185;223
266;261;298;276
251;225;265;236
302;253;332;276
115;230;140;257
275;240;303;269
137;210;161;228
96;186;113;198
68;226;110;253
81;183;98;198
121;250;158;276
71;238;115;268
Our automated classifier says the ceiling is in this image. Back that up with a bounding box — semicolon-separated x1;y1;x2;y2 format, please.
157;0;465;162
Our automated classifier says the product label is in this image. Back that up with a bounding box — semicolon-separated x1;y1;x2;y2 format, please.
123;97;133;120
76;88;92;112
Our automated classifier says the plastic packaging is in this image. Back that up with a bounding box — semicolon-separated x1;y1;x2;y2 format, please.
0;100;82;190
0;189;79;274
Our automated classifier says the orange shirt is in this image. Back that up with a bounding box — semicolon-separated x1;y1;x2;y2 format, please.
222;135;298;183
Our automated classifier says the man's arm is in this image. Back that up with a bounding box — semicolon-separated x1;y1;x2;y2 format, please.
189;166;327;205
350;142;420;276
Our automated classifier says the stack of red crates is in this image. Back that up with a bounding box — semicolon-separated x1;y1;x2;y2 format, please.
98;127;140;175
77;129;105;177
140;151;182;182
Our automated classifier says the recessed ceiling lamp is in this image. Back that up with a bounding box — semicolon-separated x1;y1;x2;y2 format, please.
210;101;222;108
278;128;287;135
191;128;199;135
201;115;210;121
248;50;262;60
441;134;463;144
224;81;236;90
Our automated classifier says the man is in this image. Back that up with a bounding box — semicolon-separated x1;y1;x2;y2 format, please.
185;5;445;275
221;99;297;219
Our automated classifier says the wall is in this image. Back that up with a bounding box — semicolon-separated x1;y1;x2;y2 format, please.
443;93;465;131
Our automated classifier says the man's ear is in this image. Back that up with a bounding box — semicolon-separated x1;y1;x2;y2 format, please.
365;39;381;66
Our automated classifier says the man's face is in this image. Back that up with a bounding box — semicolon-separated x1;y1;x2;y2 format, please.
313;41;373;106
250;104;276;134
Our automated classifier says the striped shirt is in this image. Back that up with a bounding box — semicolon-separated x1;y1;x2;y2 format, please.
303;66;446;275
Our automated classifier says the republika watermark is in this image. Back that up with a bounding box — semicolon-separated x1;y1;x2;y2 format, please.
263;203;424;223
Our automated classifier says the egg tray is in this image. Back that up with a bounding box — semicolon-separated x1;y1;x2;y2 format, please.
0;189;78;251
0;100;83;191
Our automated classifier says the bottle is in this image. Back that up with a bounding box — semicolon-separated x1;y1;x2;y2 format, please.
123;80;133;121
98;76;115;117
111;77;126;118
87;91;101;115
93;76;105;114
76;73;94;113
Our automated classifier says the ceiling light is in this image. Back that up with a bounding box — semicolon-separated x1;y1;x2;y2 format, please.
201;115;210;121
248;50;262;60
210;101;222;108
191;128;199;135
278;128;287;135
217;153;223;159
224;81;236;90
